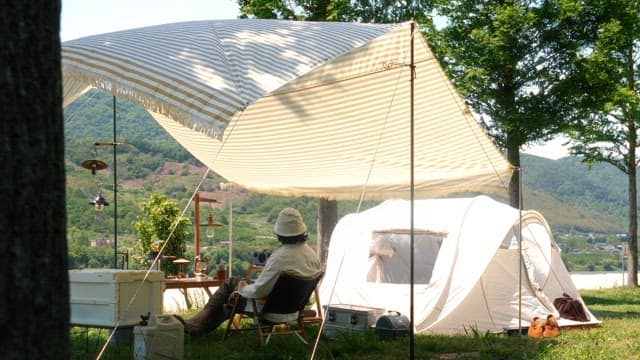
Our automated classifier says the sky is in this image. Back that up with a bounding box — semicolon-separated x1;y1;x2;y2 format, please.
60;0;239;41
60;0;568;159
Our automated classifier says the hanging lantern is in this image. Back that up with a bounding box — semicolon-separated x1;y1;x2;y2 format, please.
202;204;222;238
90;189;109;211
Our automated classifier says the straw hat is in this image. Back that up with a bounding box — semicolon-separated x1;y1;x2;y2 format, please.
274;208;307;237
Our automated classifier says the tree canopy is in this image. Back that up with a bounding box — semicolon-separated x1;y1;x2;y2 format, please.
238;0;434;25
134;193;192;275
428;0;590;206
564;0;640;285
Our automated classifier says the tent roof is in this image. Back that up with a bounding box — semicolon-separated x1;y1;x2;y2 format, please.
62;19;513;199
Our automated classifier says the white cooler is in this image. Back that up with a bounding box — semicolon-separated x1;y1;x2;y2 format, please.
69;269;164;327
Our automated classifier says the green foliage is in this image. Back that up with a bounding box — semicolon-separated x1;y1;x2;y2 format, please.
427;0;595;207
133;193;191;275
551;0;640;280
238;0;434;25
565;0;640;174
521;154;628;233
429;1;579;151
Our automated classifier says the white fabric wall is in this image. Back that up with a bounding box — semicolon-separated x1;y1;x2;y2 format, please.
320;196;601;334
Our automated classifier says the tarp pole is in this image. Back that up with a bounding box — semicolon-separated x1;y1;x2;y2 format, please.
518;167;523;334
113;95;118;269
409;20;416;360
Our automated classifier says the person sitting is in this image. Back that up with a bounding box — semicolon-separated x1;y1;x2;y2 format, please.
179;207;322;336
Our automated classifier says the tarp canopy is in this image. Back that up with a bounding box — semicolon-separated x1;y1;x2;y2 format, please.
319;196;601;333
62;19;512;199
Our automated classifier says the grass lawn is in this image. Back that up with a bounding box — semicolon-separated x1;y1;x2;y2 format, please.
70;286;640;359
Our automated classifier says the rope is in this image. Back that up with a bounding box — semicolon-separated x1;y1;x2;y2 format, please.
63;88;100;125
95;168;210;359
433;58;513;190
478;277;497;330
96;98;241;360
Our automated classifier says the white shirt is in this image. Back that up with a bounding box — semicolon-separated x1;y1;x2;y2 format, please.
240;242;322;322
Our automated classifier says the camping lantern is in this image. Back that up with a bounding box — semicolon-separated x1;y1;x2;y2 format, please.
89;188;109;211
202;204;222;239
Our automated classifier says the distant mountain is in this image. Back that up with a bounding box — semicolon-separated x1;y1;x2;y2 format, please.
521;154;628;234
65;90;631;236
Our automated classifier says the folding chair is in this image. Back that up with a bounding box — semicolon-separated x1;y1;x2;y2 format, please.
223;271;323;345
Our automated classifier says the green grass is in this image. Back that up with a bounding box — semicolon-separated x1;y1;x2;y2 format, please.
70;287;640;359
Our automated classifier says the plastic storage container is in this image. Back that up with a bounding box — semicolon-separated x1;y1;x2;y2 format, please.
322;304;384;338
69;269;164;327
133;314;184;360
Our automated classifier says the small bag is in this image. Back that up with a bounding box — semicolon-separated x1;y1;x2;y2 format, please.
553;293;589;322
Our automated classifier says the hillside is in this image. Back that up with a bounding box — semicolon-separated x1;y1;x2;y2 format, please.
64;90;631;242
521;155;628;233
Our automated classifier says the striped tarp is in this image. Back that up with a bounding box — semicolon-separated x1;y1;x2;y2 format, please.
63;19;513;200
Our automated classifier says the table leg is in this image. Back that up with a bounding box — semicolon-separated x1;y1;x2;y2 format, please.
180;288;191;309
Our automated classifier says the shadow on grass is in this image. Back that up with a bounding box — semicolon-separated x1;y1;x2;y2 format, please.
581;286;640;319
581;286;640;305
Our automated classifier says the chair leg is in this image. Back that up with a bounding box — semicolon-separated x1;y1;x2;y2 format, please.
265;326;274;345
295;318;308;344
250;299;267;345
223;317;233;340
255;323;267;345
223;296;242;340
298;318;305;338
293;331;308;345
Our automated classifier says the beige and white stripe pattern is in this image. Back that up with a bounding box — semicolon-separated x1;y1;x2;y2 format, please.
63;19;513;200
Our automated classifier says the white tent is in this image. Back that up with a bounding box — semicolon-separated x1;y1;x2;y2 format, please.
62;19;512;199
320;195;600;334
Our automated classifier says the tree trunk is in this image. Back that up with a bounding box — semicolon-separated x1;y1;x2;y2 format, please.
1;1;69;358
627;119;638;286
316;198;337;268
507;146;521;209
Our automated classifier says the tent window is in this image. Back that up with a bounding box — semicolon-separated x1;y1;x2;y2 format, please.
367;229;446;284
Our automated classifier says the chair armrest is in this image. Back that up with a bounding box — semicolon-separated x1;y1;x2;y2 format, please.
246;265;264;280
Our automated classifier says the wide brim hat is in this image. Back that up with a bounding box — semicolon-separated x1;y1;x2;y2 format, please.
274;207;307;237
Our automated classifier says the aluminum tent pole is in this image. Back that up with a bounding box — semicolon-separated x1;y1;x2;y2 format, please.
409;20;416;360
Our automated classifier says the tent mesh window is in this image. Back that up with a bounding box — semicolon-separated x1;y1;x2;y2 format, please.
367;229;447;284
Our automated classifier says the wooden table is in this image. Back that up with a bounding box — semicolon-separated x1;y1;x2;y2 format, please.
164;277;223;308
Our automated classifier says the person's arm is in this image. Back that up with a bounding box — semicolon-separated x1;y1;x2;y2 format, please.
240;250;282;299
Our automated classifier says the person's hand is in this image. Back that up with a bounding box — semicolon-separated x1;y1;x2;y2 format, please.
237;279;249;292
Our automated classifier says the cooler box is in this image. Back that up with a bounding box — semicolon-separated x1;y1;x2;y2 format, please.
133;314;184;360
323;304;384;338
69;269;164;327
375;312;410;340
